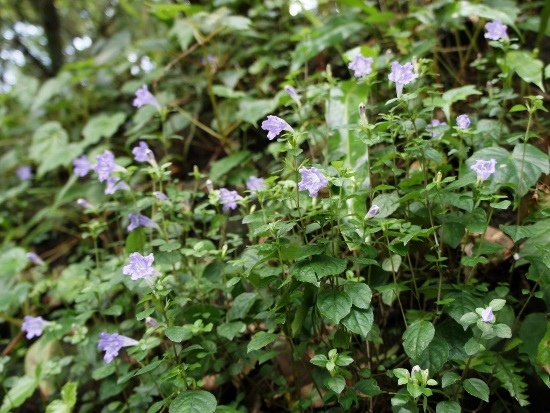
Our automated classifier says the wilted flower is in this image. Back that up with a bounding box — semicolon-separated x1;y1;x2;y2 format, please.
484;20;508;41
298;167;328;197
284;85;301;106
27;252;45;265
94;150;117;182
366;205;380;219
219;188;241;211
388;61;418;97
246;176;266;191
348;54;373;78
456;114;471;129
132;141;155;163
261;115;294;140
427;119;447;138
470;159;497;182
481;307;495;323
22;316;48;339
98;332;139;363
133;85;160;110
73;155;93;177
127;212;158;232
122;252;159;282
105;177;130;195
16;165;32;181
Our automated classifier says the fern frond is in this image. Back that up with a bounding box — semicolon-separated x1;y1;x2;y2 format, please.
494;357;529;407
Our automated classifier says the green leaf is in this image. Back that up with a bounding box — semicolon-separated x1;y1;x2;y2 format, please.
371;192;400;218
210;151;250;181
92;363;115;380
342;307;374;338
500;225;539;243
381;254;402;272
0;246;28;278
31;72;72;112
463;378;489;402
46;382;77;413
0;376;38;413
402;321;435;360
519;313;547;365
536;320;550;374
354;378;383;396
441;372;460;388
505;50;545;91
425;85;482;122
237;98;277;125
309;255;347;277
417;334;449;374
436;401;461;413
343;282;372;309
171;19;196;51
165;326;193;342
324;375;346;394
488;299;506;311
217;321;246;341
494;358;530;406
466;208;487;234
169;390;217;413
317;290;352;325
460;256;489;267
227;292;258;320
247;332;279;353
82;112;126;147
291;261;319;287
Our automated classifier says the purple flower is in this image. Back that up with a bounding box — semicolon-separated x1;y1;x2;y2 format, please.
427;119;447;137
456;114;470;129
77;198;92;208
94;150;117;182
246;176;266;191
153;191;168;202
22;316;47;339
284;85;301;106
132;141;154;163
470;159;497;182
133;85;160;110
27;252;45;265
219;188;241;211
105;177;130;195
127;212;158;232
298;167;328;197
16;165;32;181
484;20;508;41
480;307;495;323
73;155;93;177
98;332;139;363
388;61;418;97
123;252;159;282
348;54;374;78
261;115;293;140
366;205;380;219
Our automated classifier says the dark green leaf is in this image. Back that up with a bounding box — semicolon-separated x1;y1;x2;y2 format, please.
317;290;352;325
402;321;435;360
463;378;489;402
169;390;217;413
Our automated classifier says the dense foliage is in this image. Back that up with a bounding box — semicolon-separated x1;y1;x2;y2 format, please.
1;1;550;412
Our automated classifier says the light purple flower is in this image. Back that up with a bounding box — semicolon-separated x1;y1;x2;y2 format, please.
98;332;139;363
105;177;130;195
470;159;497;182
153;191;168;202
348;54;374;78
122;252;159;282
484;20;508;41
77;198;92;208
246;176;266;191
388;61;418;97
16;165;32;181
132;141;154;163
22;316;47;339
127;212;158;232
94;150;117;182
219;188;241;211
427;119;447;137
133;85;160;110
298;167;328;197
27;252;45;265
366;205;380;219
261;115;293;140
73;155;93;177
480;307;495;323
456;114;470;129
284;85;301;106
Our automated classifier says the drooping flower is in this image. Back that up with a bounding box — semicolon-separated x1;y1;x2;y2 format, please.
480;307;495;323
127;212;158;232
105;177;130;195
94;150;117;182
388;61;418;97
456;114;471;129
298;167;328;197
284;85;301;106
98;332;139;363
22;316;48;339
219;188;241;211
366;205;380;219
348;54;374;78
133;85;160;110
427;119;447;138
470;159;497;182
484;20;508;41
16;165;32;181
27;252;45;265
122;252;159;282
246;176;266;191
132;141;154;163
73;155;93;177
261;115;294;140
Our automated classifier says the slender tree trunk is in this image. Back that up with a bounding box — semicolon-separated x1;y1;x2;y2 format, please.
36;0;63;75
